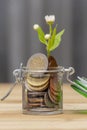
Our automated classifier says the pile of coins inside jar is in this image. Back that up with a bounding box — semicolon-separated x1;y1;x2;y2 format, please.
25;53;62;109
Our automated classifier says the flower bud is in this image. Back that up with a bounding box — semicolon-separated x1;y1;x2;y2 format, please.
45;15;55;24
45;34;51;40
33;24;39;30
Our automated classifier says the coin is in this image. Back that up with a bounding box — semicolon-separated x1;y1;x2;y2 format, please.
44;92;55;108
50;89;61;101
48;89;59;104
26;75;50;87
50;78;61;93
26;81;49;91
50;91;60;103
25;82;33;91
50;87;59;96
28;97;44;103
27;53;48;70
50;77;59;92
27;91;45;97
48;55;58;68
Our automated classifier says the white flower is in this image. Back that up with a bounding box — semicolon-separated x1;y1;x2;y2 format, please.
33;24;39;30
45;34;51;40
45;15;55;24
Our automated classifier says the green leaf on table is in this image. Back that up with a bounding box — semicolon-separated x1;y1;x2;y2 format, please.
75;80;87;90
71;84;87;98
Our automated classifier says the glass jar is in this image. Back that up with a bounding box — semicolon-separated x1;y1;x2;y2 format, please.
0;64;74;115
22;66;65;115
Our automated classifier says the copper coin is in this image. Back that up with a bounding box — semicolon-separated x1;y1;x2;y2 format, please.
50;91;61;103
48;89;59;104
50;75;60;89
48;55;58;68
50;87;59;97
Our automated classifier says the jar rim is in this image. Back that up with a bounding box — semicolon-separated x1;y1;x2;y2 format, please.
22;66;65;73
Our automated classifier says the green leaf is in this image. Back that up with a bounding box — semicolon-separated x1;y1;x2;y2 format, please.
37;27;47;45
49;29;65;51
71;84;87;98
75;80;87;90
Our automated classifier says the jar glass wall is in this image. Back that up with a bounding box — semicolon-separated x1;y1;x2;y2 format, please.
22;66;65;115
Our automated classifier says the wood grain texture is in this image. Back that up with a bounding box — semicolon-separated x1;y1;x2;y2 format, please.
0;83;87;130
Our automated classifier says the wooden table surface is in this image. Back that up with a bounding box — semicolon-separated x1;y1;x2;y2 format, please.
0;83;87;130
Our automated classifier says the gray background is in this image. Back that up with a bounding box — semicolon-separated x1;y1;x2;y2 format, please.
0;0;87;82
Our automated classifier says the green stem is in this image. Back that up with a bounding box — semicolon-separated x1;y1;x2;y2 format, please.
47;24;52;57
49;24;52;35
47;50;50;57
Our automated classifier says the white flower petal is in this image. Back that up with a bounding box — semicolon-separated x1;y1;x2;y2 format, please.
45;15;55;23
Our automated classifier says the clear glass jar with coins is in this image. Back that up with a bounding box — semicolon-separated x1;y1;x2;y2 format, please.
0;53;74;115
21;53;63;114
22;66;64;115
20;53;74;115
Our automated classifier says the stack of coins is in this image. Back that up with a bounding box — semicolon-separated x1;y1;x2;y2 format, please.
44;55;61;107
26;53;50;108
25;53;61;109
26;75;49;91
48;74;61;105
26;74;50;108
27;91;45;108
